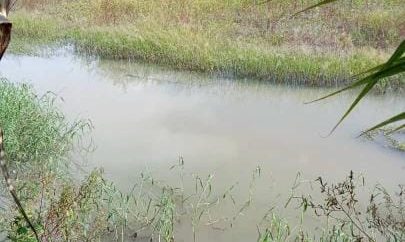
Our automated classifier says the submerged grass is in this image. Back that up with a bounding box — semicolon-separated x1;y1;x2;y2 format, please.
9;0;405;88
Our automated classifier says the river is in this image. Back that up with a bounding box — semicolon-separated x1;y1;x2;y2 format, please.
0;49;404;241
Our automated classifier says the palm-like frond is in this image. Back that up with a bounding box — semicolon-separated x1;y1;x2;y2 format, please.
311;40;405;135
297;1;405;135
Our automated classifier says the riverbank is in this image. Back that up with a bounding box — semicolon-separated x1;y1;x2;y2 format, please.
9;0;404;88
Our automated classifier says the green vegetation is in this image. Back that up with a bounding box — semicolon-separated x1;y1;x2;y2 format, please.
0;80;94;240
365;127;405;151
259;172;405;242
0;1;403;241
297;0;404;135
0;80;87;173
9;0;404;87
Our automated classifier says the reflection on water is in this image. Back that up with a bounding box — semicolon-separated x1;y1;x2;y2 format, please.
0;49;404;241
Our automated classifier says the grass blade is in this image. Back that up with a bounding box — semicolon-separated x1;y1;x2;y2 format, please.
328;80;378;135
373;61;405;79
360;112;405;136
307;38;404;134
352;56;405;78
384;40;405;66
325;59;404;134
305;75;372;104
307;51;405;105
386;124;405;135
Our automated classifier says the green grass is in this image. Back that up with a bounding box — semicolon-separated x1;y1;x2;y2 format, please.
0;80;87;173
0;80;94;240
9;0;405;87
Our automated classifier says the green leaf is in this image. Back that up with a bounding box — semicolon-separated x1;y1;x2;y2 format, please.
389;124;405;133
373;61;405;79
360;113;405;136
307;56;405;105
324;59;404;134
307;42;404;134
328;79;378;135
384;40;405;66
296;2;405;136
385;124;405;135
304;75;373;104
353;56;405;78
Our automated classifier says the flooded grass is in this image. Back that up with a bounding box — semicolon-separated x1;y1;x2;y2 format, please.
8;0;405;88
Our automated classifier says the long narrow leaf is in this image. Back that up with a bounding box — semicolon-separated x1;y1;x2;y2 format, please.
390;124;405;133
373;61;405;79
353;63;385;78
386;124;405;135
296;1;405;135
325;60;404;134
360;113;405;136
385;40;405;66
307;54;405;104
353;56;405;78
328;80;378;135
304;75;373;104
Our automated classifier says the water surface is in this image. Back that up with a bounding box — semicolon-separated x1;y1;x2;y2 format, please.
0;50;404;241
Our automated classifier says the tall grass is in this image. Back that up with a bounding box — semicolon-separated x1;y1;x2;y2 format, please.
0;80;92;241
9;0;404;87
0;80;88;173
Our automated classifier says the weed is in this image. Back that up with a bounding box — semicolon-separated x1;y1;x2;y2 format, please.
286;171;405;241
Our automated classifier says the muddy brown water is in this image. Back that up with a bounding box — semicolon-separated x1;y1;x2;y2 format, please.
0;49;404;241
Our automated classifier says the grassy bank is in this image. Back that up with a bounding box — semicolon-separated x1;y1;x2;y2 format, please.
9;0;404;87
